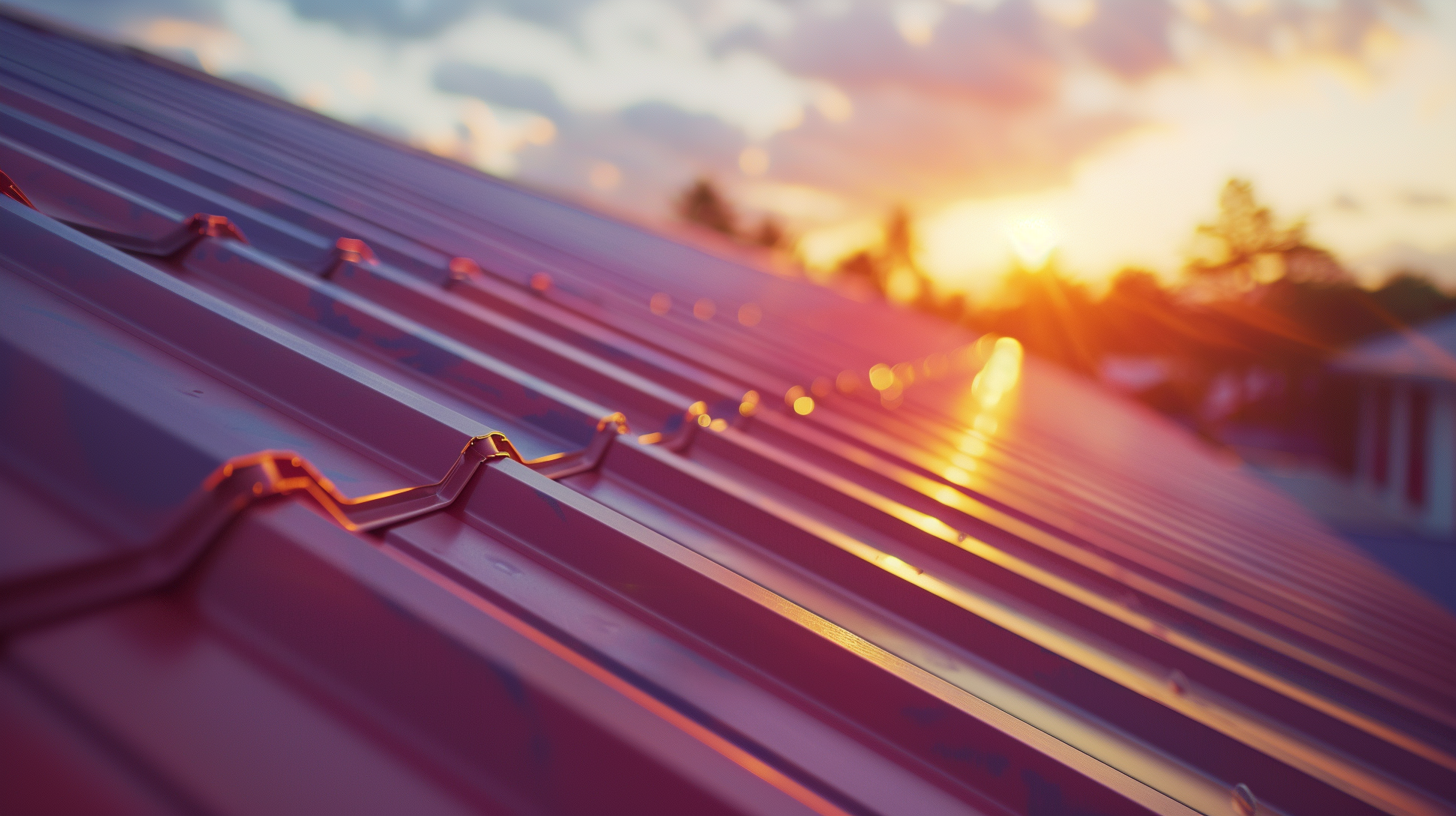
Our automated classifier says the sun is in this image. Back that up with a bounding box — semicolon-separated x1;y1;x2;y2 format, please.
1005;217;1060;271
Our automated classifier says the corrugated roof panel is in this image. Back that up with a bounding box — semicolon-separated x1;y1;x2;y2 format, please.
2;12;1454;815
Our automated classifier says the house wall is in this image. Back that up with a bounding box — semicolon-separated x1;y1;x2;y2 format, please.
1389;384;1411;509
1428;390;1456;533
1355;377;1456;536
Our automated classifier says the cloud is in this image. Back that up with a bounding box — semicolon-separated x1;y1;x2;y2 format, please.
1350;241;1456;284
4;0;1447;289
490;100;749;216
1075;0;1178;78
1;0;218;32
1400;189;1453;208
286;0;483;38
438;0;817;140
1171;0;1419;63
11;0;1420;213
618;102;746;161
767;1;1064;110
763;85;1137;206
434;60;571;120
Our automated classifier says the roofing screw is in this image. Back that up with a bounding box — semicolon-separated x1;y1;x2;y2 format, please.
1167;669;1188;696
529;272;552;293
186;213;247;242
1231;783;1257;816
784;385;814;415
334;237;377;265
446;257;480;286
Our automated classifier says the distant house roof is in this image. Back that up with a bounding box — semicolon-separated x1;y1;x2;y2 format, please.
1332;312;1456;381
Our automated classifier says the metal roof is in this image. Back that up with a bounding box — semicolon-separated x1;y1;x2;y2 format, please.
2;12;1455;815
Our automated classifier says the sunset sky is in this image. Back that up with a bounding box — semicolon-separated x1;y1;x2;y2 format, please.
8;0;1454;295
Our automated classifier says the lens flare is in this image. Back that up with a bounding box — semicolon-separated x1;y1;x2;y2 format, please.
972;337;1023;407
1006;217;1059;270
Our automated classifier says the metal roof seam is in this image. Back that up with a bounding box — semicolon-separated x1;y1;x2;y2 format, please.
0;436;502;634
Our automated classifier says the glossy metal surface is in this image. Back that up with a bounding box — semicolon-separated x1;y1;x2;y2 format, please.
2;11;1454;815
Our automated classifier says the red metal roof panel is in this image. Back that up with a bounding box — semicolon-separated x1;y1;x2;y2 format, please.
2;11;1454;815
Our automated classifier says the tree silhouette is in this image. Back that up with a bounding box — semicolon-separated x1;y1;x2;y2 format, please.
752;215;785;248
1187;179;1305;292
832;206;934;305
882;206;915;272
836;251;882;296
677;177;737;236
